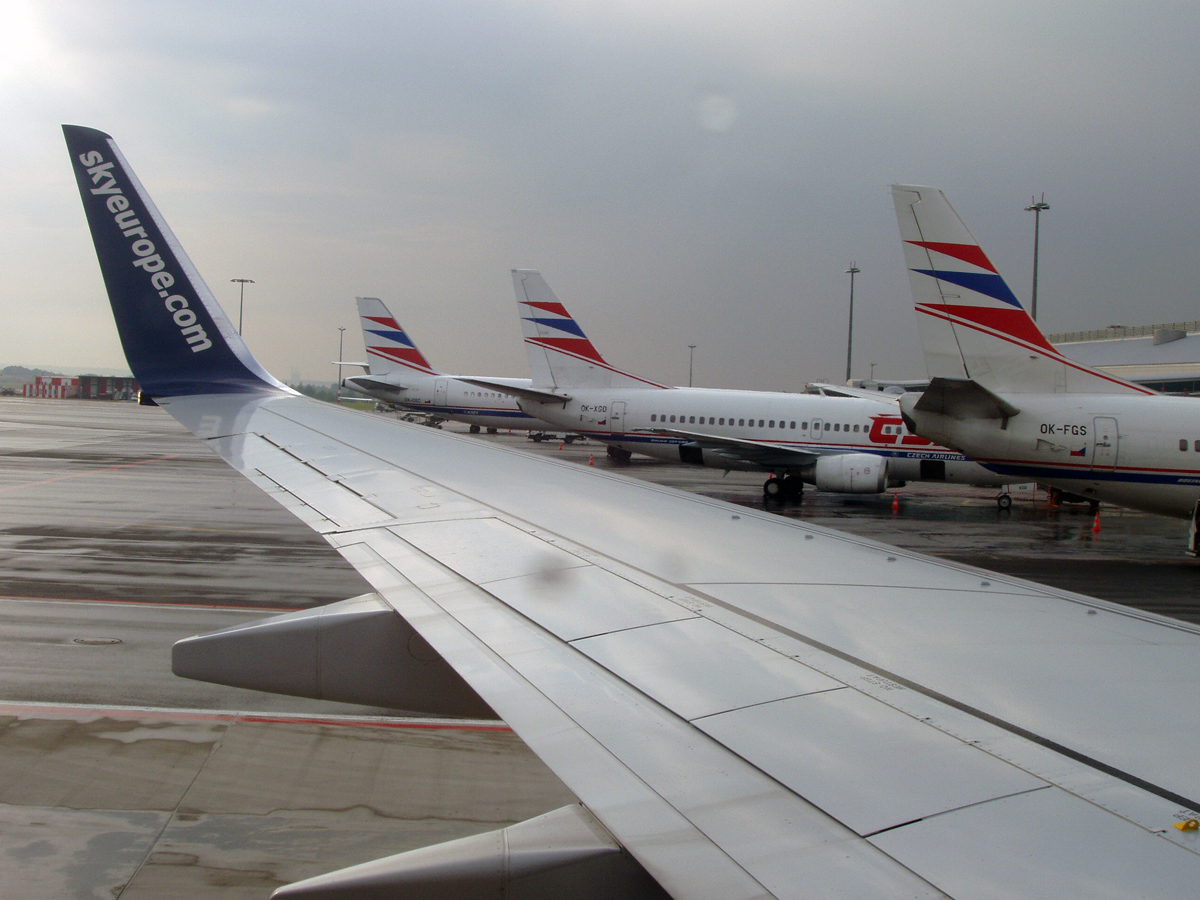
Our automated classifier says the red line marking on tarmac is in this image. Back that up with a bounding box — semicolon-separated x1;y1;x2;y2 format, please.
0;453;185;493
0;703;511;732
0;594;302;612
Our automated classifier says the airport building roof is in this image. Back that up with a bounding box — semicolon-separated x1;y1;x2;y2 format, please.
1050;321;1200;392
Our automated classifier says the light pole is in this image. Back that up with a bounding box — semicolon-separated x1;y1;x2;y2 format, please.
1024;194;1049;321
845;263;860;383
688;344;697;387
336;326;346;401
230;278;254;335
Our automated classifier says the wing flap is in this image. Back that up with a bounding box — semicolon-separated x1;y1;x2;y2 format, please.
325;530;946;900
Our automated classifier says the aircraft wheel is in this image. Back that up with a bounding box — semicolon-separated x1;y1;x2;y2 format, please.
607;446;633;463
782;475;804;499
997;493;1012;510
763;477;784;499
469;424;481;434
487;427;498;434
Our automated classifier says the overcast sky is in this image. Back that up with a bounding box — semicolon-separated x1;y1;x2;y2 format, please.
4;1;1198;389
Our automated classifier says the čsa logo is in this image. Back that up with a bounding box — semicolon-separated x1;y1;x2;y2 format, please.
867;414;932;446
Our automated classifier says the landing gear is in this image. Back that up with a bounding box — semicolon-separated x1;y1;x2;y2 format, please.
996;493;1012;510
469;424;481;434
487;427;498;434
763;475;803;501
606;446;633;463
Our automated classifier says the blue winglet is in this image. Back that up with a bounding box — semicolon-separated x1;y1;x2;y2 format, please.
62;125;287;398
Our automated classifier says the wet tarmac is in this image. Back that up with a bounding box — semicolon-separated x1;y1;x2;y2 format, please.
1;397;1197;898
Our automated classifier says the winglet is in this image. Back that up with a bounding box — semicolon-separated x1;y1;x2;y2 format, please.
63;125;288;398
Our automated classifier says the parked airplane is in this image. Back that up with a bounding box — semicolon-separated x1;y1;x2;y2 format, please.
65;123;1200;900
466;270;1014;502
892;184;1200;550
343;296;561;433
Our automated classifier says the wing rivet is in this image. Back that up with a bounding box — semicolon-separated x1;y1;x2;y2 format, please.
1174;818;1200;831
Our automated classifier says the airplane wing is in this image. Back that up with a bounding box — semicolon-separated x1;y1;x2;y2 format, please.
641;427;820;469
64;125;1200;899
459;376;572;405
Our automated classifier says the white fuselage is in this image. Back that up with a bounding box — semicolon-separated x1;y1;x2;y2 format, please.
347;373;558;431
902;391;1200;517
523;387;1010;487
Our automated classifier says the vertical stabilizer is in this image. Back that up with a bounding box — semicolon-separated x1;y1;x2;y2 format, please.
891;185;1149;396
512;270;666;390
356;297;441;376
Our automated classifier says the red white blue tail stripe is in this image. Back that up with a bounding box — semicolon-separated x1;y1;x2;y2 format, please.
356;297;439;376
905;239;1058;354
512;269;668;390
892;185;1152;396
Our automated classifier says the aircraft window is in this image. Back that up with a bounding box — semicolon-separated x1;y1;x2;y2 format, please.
709;417;715;424
670;415;676;422
651;414;657;422
739;418;745;426
824;422;831;431
690;416;696;423
769;420;775;428
790;421;795;429
719;417;725;425
1195;440;1200;452
1182;439;1189;451
833;423;840;432
801;421;807;429
853;424;860;433
758;419;764;427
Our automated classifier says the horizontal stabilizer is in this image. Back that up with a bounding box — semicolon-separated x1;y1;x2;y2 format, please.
273;804;668;900
911;377;1021;420
460;377;570;405
345;376;409;394
172;593;495;718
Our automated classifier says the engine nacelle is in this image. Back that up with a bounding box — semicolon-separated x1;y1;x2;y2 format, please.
813;453;889;494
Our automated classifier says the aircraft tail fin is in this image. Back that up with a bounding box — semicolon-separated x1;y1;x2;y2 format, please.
891;185;1149;396
62;125;288;399
356;297;441;377
511;270;666;390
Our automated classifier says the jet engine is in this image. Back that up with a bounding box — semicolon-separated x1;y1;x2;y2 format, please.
813;453;889;493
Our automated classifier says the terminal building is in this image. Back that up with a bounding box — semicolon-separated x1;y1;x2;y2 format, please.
23;374;139;400
1050;321;1200;394
850;321;1200;397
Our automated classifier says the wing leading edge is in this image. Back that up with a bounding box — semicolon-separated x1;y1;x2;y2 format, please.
65;126;1200;899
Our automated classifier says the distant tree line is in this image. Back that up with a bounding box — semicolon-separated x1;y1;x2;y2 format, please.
288;382;339;403
2;365;60;378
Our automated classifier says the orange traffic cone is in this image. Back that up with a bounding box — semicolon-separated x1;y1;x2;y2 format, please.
891;493;900;512
558;442;563;450
588;454;594;466
1092;511;1101;533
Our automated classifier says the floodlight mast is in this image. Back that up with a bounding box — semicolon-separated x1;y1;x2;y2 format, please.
845;263;860;383
1024;194;1049;321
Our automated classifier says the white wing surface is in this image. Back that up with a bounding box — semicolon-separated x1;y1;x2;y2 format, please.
64;125;1200;898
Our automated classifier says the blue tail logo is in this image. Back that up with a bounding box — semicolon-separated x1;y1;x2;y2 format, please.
63;125;282;398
